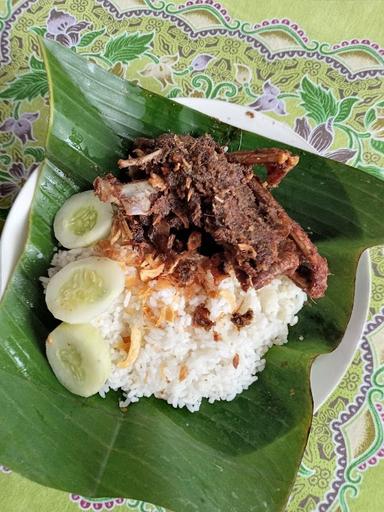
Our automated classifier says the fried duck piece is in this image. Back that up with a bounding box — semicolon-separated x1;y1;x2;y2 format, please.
227;148;299;188
245;173;328;297
94;134;328;298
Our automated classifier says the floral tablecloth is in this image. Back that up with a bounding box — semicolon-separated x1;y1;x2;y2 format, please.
1;1;384;511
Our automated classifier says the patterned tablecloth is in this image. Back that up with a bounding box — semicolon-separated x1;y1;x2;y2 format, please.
1;1;384;511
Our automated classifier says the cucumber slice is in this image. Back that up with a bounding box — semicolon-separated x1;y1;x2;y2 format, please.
46;323;111;397
46;257;125;323
54;190;113;249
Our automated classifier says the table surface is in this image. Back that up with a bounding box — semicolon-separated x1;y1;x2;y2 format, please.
1;1;384;511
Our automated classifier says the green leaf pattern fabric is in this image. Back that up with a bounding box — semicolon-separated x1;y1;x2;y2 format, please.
1;1;384;511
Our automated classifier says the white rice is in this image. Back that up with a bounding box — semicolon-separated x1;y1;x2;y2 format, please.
44;248;306;412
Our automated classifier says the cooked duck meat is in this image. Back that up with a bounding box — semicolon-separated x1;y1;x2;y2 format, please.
94;134;328;298
226;148;299;188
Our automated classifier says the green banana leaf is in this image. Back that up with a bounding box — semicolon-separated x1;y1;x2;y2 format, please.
0;39;383;512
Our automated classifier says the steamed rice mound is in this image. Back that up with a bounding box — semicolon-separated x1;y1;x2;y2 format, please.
45;247;306;412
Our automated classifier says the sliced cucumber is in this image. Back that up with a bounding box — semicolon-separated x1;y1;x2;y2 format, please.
54;190;113;249
46;257;125;323
46;322;111;397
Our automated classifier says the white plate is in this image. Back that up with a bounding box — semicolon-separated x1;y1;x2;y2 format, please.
0;98;370;412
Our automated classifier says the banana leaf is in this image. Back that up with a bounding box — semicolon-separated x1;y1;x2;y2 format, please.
0;39;383;512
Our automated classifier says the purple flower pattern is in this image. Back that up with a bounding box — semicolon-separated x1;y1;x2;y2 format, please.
295;116;356;163
46;9;89;47
0;162;39;199
0;6;382;511
249;81;286;115
308;120;334;153
190;54;213;72
0;112;39;144
70;495;125;510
